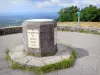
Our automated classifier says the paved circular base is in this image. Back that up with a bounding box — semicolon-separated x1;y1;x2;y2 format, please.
8;44;72;67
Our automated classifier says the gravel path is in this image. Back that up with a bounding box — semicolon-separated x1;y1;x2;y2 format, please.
0;32;100;75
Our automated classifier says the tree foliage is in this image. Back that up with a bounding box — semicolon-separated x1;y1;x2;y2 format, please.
58;6;79;22
58;5;100;22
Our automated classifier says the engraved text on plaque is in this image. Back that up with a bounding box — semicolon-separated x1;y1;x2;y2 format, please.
27;29;39;48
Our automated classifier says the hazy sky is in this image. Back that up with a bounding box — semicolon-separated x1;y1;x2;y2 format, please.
0;0;100;13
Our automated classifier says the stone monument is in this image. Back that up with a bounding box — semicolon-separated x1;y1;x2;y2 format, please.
23;19;57;57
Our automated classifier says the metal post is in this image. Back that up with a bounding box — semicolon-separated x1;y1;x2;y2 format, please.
77;12;80;27
78;15;80;26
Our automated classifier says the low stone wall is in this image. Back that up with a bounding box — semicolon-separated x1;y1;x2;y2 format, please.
57;26;100;33
0;25;100;36
0;26;22;35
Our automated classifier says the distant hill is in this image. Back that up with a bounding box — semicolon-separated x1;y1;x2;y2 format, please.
0;12;59;28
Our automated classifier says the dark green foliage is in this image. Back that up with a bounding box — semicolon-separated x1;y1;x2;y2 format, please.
58;5;100;22
81;5;100;22
58;6;79;22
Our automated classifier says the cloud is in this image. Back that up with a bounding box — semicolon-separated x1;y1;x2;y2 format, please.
0;0;35;12
35;0;60;8
35;1;54;8
35;0;79;8
0;0;100;13
35;0;100;8
51;0;60;4
59;2;78;7
56;0;81;7
81;0;100;5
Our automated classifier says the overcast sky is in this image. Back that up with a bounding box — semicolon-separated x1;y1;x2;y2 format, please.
0;0;100;13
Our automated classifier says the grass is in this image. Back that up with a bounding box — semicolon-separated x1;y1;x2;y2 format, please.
5;49;76;74
57;22;100;28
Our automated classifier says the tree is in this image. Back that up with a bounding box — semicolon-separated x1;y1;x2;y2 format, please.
58;6;79;22
57;5;100;22
95;8;100;21
81;5;99;22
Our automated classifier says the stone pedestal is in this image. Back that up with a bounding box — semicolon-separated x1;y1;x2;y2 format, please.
23;19;57;57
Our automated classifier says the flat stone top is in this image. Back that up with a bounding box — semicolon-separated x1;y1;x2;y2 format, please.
25;19;54;22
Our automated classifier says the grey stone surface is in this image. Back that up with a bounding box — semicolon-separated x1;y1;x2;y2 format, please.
57;26;100;33
13;56;34;65
9;44;71;67
27;58;45;67
9;50;26;60
97;29;100;33
1;32;100;75
0;33;35;75
23;19;57;57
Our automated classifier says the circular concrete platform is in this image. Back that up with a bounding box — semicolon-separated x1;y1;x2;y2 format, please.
9;44;72;67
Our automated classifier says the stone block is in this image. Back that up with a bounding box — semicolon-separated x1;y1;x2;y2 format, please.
23;19;57;57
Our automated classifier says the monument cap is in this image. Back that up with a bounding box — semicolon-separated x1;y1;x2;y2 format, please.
26;19;54;22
